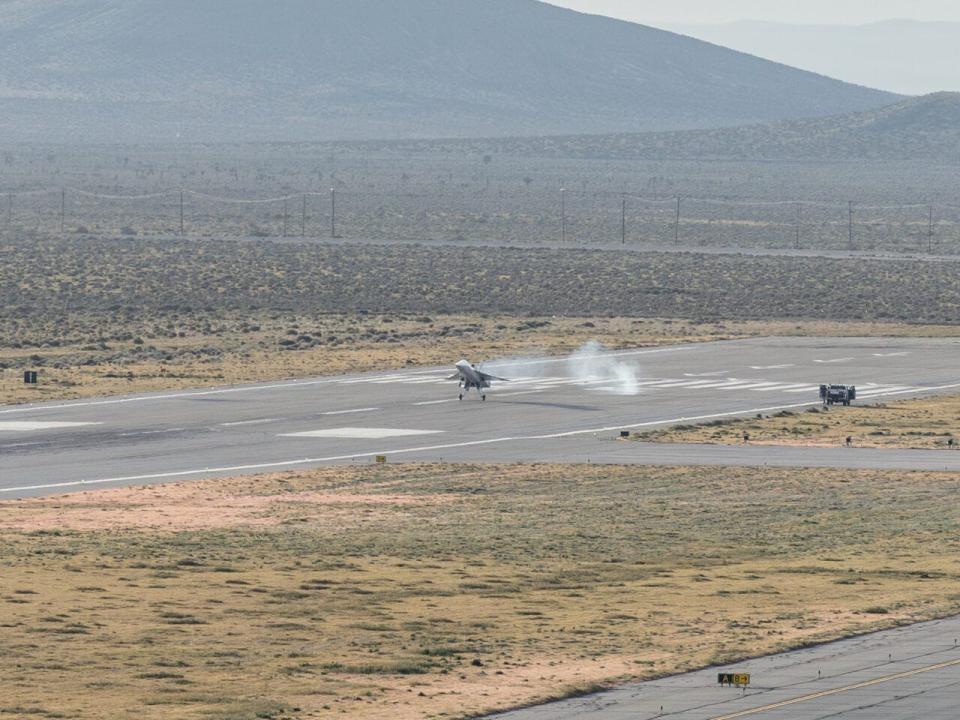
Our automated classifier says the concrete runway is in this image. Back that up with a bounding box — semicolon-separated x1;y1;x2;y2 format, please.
488;616;960;719
2;336;960;498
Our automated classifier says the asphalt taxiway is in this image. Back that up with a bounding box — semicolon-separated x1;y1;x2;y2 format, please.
2;336;960;498
488;616;960;719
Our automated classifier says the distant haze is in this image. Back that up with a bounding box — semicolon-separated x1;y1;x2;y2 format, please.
669;21;960;96
547;1;960;25
548;2;960;95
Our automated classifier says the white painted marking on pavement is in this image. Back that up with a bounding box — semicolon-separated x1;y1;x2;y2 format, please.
719;382;783;391
118;428;185;437
0;421;101;432
219;418;283;427
750;364;795;370
814;357;855;364
280;427;443;439
320;408;380;416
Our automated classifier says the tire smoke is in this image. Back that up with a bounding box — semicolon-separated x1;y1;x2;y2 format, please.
566;340;640;395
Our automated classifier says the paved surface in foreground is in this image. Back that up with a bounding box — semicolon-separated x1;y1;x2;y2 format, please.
489;616;960;719
2;336;960;498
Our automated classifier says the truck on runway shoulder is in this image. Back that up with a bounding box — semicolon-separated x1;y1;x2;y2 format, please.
820;384;856;406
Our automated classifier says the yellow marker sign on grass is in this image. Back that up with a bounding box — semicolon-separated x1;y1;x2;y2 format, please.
375;455;387;464
718;673;751;687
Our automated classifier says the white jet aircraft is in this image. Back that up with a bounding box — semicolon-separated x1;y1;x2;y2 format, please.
449;359;508;401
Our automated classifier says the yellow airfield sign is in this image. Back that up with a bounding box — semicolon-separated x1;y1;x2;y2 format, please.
718;672;751;687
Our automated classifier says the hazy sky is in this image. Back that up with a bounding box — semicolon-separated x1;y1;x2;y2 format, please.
547;0;960;25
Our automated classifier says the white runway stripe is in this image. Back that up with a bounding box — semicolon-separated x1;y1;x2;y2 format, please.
752;384;815;392
321;407;380;416
219;418;282;427
857;387;912;397
719;381;785;391
0;421;101;432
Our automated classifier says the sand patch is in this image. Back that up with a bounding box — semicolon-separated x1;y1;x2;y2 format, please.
0;470;449;531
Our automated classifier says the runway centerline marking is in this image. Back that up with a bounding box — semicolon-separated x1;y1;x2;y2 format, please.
118;428;184;437
9;380;960;496
219;418;283;427
320;408;380;416
709;657;960;719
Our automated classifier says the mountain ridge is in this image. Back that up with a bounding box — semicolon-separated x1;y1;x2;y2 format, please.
0;0;897;143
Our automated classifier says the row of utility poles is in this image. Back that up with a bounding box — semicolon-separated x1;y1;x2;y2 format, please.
30;188;343;239
558;190;939;250
0;187;945;251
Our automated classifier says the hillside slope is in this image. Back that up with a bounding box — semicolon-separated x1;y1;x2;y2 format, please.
0;0;896;143
400;93;960;162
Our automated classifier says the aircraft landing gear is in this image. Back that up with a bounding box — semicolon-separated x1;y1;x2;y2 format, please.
482;394;486;402
459;393;463;401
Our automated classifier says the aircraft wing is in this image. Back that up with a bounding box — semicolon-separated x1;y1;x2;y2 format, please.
478;371;509;382
447;372;462;380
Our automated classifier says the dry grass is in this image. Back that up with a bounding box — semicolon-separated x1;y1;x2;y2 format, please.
635;394;960;449
4;311;959;406
2;463;960;719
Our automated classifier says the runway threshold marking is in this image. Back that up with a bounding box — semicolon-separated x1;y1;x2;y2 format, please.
10;381;960;496
709;657;960;719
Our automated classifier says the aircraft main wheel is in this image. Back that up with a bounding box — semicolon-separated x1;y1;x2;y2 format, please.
482;395;486;402
459;394;463;401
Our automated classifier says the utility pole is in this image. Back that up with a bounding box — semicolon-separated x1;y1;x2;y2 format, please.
301;194;307;237
674;197;681;245
795;202;802;250
561;187;566;243
60;188;65;235
179;190;184;237
331;188;337;238
847;201;854;249
621;194;627;244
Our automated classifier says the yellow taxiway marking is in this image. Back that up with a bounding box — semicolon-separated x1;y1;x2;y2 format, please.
711;657;960;719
